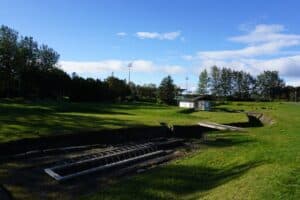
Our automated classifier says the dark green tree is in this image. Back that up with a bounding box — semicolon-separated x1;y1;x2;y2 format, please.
38;45;60;71
158;75;176;104
232;70;255;100
210;66;222;96
17;36;39;96
197;69;209;95
0;25;18;97
136;84;157;102
220;67;233;97
256;71;284;101
106;76;131;101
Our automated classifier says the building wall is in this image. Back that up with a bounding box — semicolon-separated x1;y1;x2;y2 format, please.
179;101;195;108
197;100;211;111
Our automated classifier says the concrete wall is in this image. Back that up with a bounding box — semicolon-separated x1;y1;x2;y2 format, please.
197;100;211;111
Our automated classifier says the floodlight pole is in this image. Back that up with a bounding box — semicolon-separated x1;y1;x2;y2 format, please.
185;76;189;93
128;63;132;84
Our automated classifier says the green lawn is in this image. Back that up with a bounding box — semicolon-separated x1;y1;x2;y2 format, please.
0;100;299;199
82;102;300;200
0;100;246;143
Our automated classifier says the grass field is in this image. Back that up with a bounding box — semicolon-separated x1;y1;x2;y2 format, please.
82;102;299;200
0;100;247;143
0;100;299;199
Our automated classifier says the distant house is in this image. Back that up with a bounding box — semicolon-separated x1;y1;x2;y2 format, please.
178;96;211;111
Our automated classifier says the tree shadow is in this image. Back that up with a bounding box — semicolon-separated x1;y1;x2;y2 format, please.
211;107;244;113
177;109;196;114
0;157;264;200
203;137;256;148
51;101;169;112
225;115;263;128
0;102;135;116
95;160;265;200
0;103;142;146
0;184;12;200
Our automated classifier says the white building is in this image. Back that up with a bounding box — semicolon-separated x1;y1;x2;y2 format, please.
179;96;211;111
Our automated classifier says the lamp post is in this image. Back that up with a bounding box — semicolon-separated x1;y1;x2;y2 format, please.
185;76;189;93
128;62;132;84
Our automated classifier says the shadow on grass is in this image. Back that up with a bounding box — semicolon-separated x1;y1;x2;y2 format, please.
225;115;263;128
95;160;264;200
211;107;244;113
177;109;196;114
0;102;135;116
203;137;256;148
1;160;263;200
0;102;146;145
0;184;12;200
0;113;136;135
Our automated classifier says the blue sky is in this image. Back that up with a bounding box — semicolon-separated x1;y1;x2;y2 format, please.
1;0;300;88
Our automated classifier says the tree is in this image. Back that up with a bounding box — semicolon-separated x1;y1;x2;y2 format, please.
240;72;255;100
0;25;62;99
106;76;131;101
256;71;284;101
17;36;39;96
136;84;157;102
1;24;296;103
220;67;233;97
232;70;255;100
158;75;176;104
197;69;209;95
0;25;18;97
38;45;59;71
210;66;222;97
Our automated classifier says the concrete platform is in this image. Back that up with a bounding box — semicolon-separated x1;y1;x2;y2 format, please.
198;121;245;132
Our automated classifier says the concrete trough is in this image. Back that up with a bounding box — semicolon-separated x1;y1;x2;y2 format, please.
198;121;245;132
44;139;184;181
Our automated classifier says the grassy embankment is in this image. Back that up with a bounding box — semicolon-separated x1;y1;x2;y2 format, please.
83;102;300;200
0;100;299;199
0;100;245;143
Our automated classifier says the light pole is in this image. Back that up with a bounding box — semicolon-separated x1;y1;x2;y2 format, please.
185;76;189;93
128;62;132;84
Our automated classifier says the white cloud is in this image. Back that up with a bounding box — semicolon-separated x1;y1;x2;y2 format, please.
131;60;155;72
136;31;181;40
59;60;124;74
197;55;300;80
163;65;185;74
116;32;127;37
59;60;185;75
198;40;300;60
229;24;300;44
196;24;300;60
251;55;300;77
187;24;300;85
286;78;300;86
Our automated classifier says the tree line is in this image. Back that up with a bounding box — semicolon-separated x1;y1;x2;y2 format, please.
1;25;299;104
0;25;168;102
198;66;299;101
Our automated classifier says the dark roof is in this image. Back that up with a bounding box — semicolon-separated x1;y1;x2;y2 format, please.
179;95;211;102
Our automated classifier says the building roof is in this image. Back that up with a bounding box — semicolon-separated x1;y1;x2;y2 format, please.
179;95;211;102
